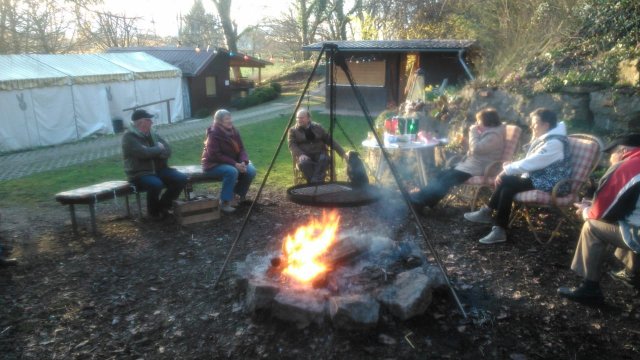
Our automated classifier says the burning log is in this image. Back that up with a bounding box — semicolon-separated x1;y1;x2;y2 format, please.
324;235;368;267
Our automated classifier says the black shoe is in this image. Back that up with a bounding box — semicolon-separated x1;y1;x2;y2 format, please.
557;284;604;305
0;258;18;267
608;269;640;289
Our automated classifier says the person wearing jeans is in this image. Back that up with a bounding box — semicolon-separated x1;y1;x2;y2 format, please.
202;109;256;213
132;168;188;217
122;109;188;218
464;108;571;244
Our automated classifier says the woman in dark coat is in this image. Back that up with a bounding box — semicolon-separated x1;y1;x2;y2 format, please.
201;109;256;213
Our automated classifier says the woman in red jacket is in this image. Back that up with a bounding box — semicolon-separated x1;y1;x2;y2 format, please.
201;109;256;213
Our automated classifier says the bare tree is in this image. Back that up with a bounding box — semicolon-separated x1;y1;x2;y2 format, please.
325;0;362;40
0;0;79;54
22;0;77;53
211;0;243;78
358;0;468;39
0;0;21;53
73;7;142;49
295;0;330;59
259;8;304;61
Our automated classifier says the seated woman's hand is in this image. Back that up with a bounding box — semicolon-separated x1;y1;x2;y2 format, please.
235;162;247;173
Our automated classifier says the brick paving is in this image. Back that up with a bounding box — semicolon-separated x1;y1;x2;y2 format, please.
0;99;299;181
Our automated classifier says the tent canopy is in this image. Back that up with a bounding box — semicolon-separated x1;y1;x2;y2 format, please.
0;53;183;152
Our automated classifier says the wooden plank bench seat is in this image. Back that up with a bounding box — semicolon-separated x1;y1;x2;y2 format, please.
54;166;218;234
55;180;141;234
173;165;221;200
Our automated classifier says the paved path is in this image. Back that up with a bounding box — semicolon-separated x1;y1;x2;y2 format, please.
0;97;302;181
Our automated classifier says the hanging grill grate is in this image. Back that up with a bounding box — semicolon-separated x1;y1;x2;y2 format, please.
287;182;381;207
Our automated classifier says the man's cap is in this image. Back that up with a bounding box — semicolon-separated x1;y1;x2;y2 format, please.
603;133;640;152
131;109;154;121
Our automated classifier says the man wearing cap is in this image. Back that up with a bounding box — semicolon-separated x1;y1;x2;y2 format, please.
558;134;640;304
122;109;188;218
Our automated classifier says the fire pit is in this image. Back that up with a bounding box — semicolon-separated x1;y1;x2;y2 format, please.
235;210;446;329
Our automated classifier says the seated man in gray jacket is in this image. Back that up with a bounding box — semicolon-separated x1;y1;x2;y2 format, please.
288;109;345;183
122;109;188;218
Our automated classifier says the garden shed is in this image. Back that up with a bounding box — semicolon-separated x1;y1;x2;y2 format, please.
0;52;183;152
108;47;272;118
303;39;476;114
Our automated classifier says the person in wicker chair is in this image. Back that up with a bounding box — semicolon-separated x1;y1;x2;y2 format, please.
558;134;640;305
288;109;345;183
122;109;188;219
464;108;571;244
410;107;505;212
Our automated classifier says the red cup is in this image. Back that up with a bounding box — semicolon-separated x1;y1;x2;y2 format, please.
391;117;399;134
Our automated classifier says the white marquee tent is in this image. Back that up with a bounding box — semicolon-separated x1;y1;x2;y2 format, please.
0;52;183;152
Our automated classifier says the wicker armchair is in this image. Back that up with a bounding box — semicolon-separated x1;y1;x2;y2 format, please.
509;133;604;244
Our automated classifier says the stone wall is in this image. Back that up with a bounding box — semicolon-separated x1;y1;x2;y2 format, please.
443;86;640;139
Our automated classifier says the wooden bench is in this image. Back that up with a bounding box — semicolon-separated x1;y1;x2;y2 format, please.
54;166;219;234
172;165;221;200
55;180;141;234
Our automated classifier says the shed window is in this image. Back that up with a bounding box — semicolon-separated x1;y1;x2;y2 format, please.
205;76;217;96
336;60;385;87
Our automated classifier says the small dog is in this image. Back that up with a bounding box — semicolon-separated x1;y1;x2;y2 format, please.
346;150;369;188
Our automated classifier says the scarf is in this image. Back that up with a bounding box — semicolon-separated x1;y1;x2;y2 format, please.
216;124;241;154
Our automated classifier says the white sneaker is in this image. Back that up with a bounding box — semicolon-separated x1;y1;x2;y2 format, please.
479;226;507;244
464;206;493;224
220;202;236;213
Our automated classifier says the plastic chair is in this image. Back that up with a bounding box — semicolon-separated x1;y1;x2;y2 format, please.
509;133;604;244
448;124;522;210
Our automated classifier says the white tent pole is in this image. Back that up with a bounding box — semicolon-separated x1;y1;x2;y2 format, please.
68;84;80;139
28;89;44;147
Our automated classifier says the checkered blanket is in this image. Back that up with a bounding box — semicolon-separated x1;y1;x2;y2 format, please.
514;135;601;205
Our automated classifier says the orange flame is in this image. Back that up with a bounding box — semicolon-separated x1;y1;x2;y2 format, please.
281;210;340;283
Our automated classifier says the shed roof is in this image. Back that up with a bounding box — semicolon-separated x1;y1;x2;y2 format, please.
303;39;475;52
97;52;182;79
108;47;219;77
108;47;272;77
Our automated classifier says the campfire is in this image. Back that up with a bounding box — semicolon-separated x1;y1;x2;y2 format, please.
236;211;448;329
280;210;340;284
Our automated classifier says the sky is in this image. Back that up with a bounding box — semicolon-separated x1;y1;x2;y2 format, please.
101;0;290;37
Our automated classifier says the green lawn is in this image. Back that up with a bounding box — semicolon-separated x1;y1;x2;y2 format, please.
0;112;372;207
